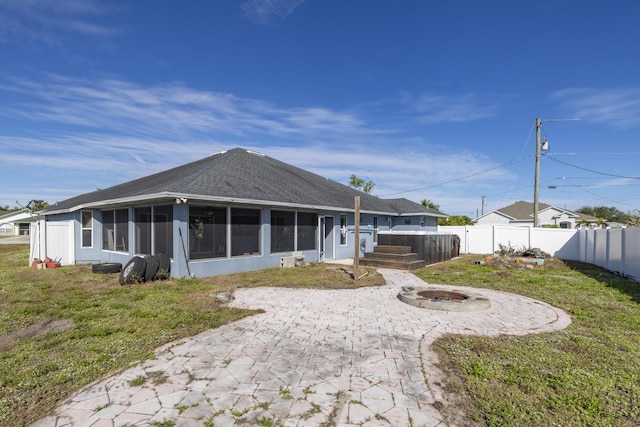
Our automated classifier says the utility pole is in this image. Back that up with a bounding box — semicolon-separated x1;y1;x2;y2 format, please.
534;118;541;227
481;195;486;216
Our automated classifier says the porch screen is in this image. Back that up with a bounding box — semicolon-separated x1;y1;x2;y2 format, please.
297;212;317;251
231;208;261;256
189;206;227;259
134;205;173;258
154;205;173;258
271;210;295;253
102;209;129;252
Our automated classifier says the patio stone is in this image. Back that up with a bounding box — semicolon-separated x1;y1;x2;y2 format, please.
32;268;570;426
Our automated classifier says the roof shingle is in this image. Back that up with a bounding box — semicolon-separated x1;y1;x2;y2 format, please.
45;148;446;217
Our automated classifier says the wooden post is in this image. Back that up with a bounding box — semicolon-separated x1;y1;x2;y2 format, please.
354;196;360;282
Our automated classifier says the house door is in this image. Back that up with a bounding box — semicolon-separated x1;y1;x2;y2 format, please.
319;216;335;261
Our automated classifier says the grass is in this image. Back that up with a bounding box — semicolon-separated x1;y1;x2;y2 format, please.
415;255;640;427
0;244;382;426
2;243;639;426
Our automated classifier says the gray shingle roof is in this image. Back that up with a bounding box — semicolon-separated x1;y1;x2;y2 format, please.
495;200;598;222
45;148;447;217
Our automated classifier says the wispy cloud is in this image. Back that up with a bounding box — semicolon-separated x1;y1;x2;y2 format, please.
552;88;640;127
241;0;305;25
364;91;499;125
0;73;513;212
0;0;121;44
405;91;498;123
0;74;369;142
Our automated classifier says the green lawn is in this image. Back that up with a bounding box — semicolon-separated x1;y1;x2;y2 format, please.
416;255;640;426
1;244;639;426
0;244;381;426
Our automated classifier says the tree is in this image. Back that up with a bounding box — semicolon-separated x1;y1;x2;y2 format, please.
576;206;628;223
626;209;640;227
438;215;473;226
27;200;49;210
421;199;440;210
348;174;375;194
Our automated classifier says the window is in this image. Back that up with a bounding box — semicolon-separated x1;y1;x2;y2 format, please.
340;214;347;246
231;208;261;256
81;210;93;248
102;209;129;252
190;206;227;259
297;212;317;251
271;210;295;253
134;205;173;257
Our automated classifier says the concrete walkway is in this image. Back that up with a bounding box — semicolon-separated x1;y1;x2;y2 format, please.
33;269;571;427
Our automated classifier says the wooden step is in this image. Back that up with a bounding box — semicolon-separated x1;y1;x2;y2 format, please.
359;258;426;270
372;245;413;254
361;252;420;262
359;245;425;270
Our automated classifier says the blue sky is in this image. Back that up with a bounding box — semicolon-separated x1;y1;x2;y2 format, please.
2;0;640;217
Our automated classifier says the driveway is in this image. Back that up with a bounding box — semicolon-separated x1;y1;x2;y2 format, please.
33;269;570;426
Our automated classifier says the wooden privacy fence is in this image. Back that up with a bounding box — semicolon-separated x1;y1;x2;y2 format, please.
378;232;456;265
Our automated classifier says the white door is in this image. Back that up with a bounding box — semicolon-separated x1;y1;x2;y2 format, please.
319;216;335;261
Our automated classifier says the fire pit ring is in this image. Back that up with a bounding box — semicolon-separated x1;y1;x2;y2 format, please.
398;287;491;312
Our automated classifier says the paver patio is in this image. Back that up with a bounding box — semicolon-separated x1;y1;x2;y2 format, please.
33;268;571;427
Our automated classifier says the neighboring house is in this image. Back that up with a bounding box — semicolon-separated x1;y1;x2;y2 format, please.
0;210;35;236
474;200;600;229
33;148;447;278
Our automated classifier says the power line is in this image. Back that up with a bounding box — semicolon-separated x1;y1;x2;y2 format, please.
558;178;638;208
549;152;640;156
544;154;640;180
379;156;528;197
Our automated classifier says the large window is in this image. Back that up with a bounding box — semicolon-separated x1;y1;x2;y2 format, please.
231;208;261;256
189;206;227;259
134;205;173;257
297;212;317;251
102;209;129;252
81;210;93;248
271;210;295;253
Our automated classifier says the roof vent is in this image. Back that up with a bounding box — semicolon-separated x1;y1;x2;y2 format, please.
246;150;265;157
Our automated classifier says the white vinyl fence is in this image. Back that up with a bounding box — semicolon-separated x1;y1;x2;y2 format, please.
439;225;640;280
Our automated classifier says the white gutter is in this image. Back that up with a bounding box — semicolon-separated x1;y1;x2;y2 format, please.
42;192;445;218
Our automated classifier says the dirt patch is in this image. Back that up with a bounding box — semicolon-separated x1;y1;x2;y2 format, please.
478;254;565;271
0;318;75;350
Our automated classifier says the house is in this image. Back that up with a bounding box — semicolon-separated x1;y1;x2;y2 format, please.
474;200;600;229
32;148;447;278
0;210;35;236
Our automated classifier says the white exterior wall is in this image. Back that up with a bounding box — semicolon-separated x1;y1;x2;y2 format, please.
539;209;575;228
474;212;512;225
